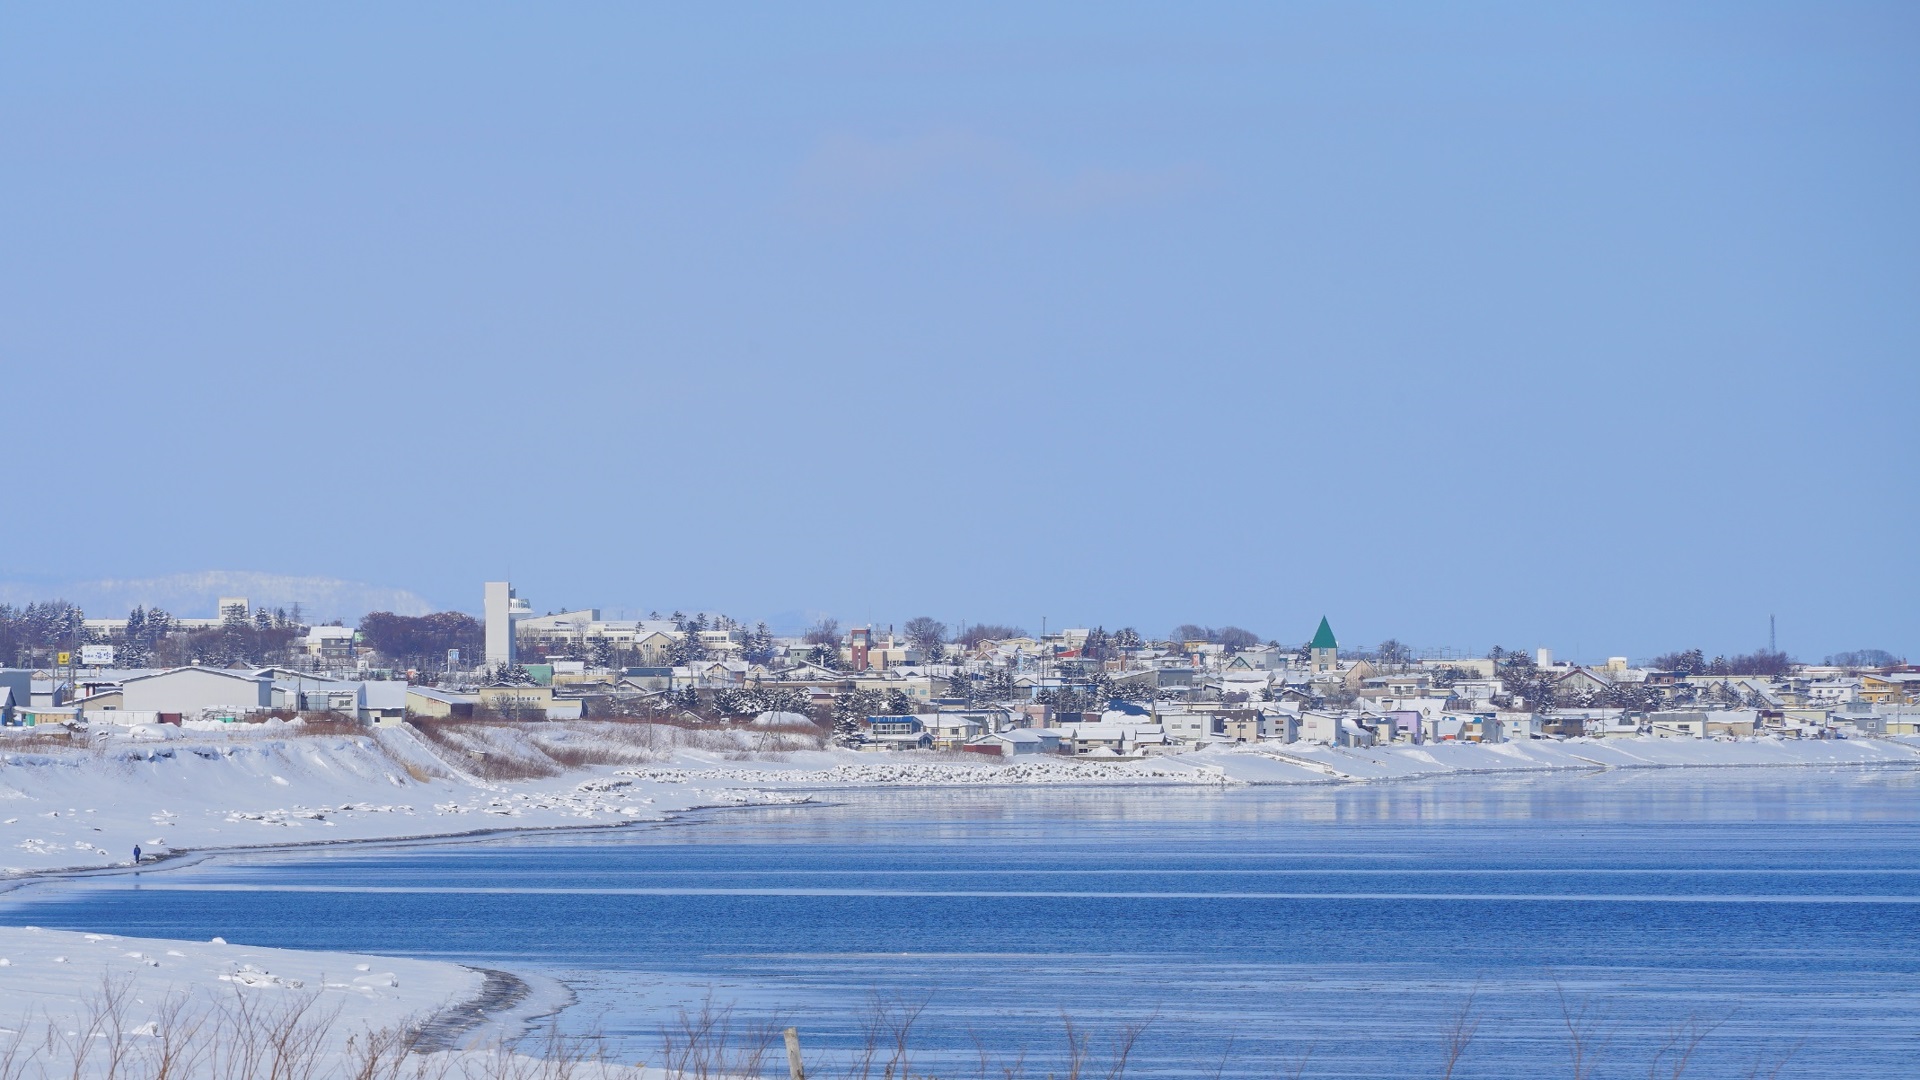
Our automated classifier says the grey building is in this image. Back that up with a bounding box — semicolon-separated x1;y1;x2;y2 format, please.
120;667;272;716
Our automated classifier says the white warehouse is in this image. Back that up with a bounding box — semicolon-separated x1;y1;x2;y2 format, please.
119;668;273;715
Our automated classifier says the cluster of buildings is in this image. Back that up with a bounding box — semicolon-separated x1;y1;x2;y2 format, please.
4;584;1915;755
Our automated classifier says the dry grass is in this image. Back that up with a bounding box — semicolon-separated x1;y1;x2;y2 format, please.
406;721;563;782
0;975;616;1080
0;976;1811;1080
401;719;825;779
0;730;80;752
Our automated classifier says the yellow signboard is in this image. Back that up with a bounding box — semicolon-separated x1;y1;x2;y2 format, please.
56;652;70;665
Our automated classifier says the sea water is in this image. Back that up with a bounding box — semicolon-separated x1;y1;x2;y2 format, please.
4;767;1918;1078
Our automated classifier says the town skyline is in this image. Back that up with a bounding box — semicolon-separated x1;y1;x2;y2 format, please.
0;569;1901;670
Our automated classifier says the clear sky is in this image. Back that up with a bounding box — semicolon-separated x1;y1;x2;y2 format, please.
2;3;1914;662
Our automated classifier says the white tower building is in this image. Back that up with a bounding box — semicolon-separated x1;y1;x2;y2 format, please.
484;581;524;668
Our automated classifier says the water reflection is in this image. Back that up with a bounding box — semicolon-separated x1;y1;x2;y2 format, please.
2;768;1917;1077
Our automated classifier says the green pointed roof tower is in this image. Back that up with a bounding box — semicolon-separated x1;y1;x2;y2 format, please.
1309;617;1337;651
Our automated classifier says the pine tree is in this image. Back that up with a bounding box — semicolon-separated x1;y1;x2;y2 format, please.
589;636;615;669
122;607;150;668
831;688;884;741
1083;626;1110;661
670;629;708;665
742;622;776;665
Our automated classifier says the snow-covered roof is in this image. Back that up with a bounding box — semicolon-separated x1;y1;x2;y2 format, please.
405;686;474;705
121;667;267;686
362;682;408;709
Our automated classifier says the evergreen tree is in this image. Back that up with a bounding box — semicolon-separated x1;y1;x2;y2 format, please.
742;622;777;665
589;636;616;669
759;686;811;716
1083;626;1110;661
121;607;150;667
831;688;884;741
670;629;708;665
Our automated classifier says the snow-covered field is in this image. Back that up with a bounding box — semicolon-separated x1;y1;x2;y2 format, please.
0;719;1915;1075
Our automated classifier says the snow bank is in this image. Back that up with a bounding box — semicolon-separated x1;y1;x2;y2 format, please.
1202;735;1920;782
2;721;1914;879
0;725;802;876
0;925;656;1078
619;756;1239;787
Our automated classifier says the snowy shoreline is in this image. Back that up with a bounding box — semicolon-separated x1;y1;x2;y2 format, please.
0;720;1916;1075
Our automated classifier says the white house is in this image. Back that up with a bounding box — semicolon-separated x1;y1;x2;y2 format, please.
1295;711;1344;743
929;713;984;748
1648;710;1708;738
1159;710;1215;746
967;729;1064;756
1489;713;1541;742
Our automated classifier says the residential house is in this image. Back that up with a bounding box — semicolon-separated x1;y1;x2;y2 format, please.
303;625;357;662
1648;710;1708;738
859;715;932;751
966;729;1064;757
929;713;984;749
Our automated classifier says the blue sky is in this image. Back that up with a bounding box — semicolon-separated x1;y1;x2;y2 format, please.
2;4;1914;662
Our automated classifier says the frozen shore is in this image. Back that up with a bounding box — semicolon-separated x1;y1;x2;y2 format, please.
0;720;1914;1075
2;721;1916;878
0;923;610;1078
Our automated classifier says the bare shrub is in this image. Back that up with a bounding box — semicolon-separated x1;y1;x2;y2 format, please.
345;1018;430;1080
656;995;778;1080
0;730;79;752
205;987;340;1080
46;972;138;1080
1648;1014;1728;1080
406;722;561;781
145;992;213;1080
1556;982;1612;1080
1438;989;1477;1080
457;1021;603;1080
0;1012;35;1080
1055;1011;1151;1080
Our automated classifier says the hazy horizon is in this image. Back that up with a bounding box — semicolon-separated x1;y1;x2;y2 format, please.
2;5;1913;661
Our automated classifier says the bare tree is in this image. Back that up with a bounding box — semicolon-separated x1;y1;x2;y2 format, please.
902;617;947;652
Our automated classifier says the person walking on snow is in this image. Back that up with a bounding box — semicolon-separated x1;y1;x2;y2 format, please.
132;844;141;865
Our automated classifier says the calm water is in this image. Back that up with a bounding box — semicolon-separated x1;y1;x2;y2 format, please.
4;768;1920;1078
